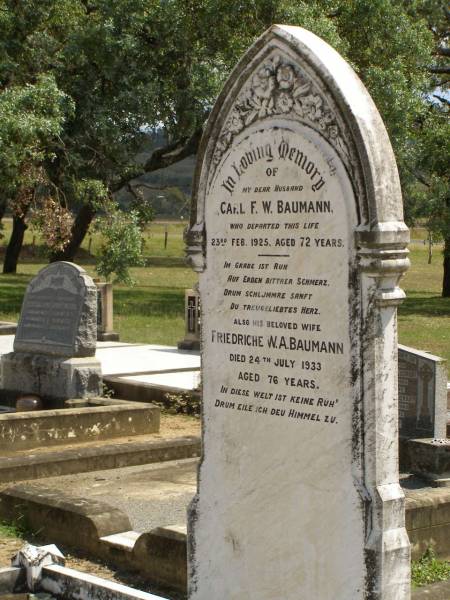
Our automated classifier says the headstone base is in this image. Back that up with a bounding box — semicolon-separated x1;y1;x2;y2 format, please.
1;352;102;401
97;331;120;342
408;439;450;487
0;322;17;335
177;340;200;351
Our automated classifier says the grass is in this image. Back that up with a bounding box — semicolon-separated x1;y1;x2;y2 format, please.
0;261;197;346
0;225;448;366
412;548;450;588
398;244;450;370
0;515;33;539
0;217;188;261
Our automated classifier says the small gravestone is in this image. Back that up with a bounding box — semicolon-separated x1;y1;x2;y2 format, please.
1;262;102;401
186;26;410;599
398;344;447;439
178;289;201;350
96;282;119;342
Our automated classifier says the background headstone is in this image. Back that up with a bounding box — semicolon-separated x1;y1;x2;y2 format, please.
178;289;201;350
1;262;102;402
15;262;97;357
398;344;447;439
186;25;410;599
96;282;119;342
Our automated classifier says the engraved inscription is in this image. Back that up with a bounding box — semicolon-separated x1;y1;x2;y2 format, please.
16;264;85;350
202;123;356;430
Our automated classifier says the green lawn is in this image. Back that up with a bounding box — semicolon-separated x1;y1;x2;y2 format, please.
0;225;448;371
0;217;188;261
398;244;450;371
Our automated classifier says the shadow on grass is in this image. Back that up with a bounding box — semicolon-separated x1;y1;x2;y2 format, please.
114;288;184;317
0;282;27;315
143;256;187;267
399;294;450;318
0;273;34;284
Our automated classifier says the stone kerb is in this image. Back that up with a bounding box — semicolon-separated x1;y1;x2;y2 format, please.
186;25;410;600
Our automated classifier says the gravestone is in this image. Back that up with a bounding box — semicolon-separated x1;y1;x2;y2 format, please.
96;282;119;342
178;289;201;350
398;344;447;439
186;25;410;599
1;262;102;401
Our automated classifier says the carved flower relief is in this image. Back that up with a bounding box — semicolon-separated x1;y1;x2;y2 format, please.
276;91;294;113
318;111;334;131
252;66;277;99
226;112;244;135
247;94;275;120
210;55;351;173
276;64;295;90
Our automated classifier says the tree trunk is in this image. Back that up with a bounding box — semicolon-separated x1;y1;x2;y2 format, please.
3;213;27;273
443;235;450;298
50;203;96;262
0;199;7;223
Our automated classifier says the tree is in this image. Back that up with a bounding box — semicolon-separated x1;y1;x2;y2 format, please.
0;0;447;293
0;72;72;272
95;208;145;285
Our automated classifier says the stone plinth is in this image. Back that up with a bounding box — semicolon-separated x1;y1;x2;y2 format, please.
178;289;201;350
408;439;450;487
96;282;119;342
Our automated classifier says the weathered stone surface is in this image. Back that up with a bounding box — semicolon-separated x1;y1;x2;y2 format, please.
186;25;410;600
133;525;187;593
0;567;26;594
399;345;447;439
1;353;102;401
408;439;450;486
14;262;97;358
40;564;166;600
1;262;102;400
0;484;132;555
405;486;450;560
0;399;160;452
0;436;200;483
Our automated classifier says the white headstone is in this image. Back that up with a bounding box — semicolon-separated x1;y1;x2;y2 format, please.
186;26;411;600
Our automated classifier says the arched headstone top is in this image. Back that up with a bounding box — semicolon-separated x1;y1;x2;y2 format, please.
14;261;98;358
187;25;409;274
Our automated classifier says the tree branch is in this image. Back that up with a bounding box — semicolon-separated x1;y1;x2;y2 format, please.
433;94;450;106
143;126;203;172
412;170;431;188
111;126;203;193
429;65;450;74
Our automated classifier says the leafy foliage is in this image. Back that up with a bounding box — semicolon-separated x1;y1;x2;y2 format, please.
158;391;201;417
412;548;450;588
0;0;448;289
95;208;145;284
0;74;72;196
